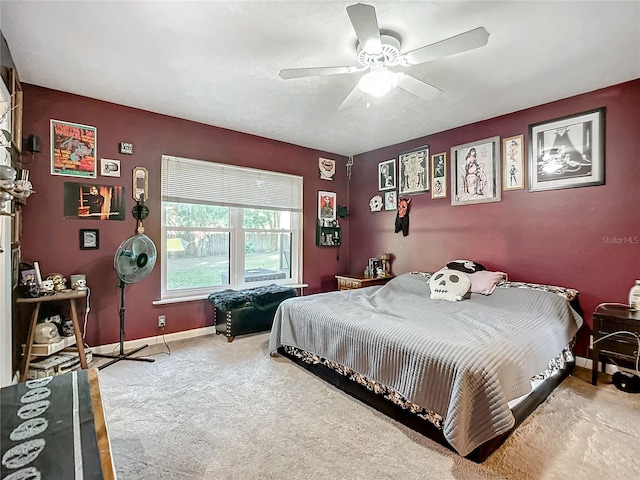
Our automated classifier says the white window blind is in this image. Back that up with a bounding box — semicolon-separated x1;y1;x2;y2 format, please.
161;155;303;211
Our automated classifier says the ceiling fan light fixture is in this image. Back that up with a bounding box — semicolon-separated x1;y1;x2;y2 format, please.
358;67;398;97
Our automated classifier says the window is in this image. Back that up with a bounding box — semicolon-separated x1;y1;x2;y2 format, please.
161;156;303;300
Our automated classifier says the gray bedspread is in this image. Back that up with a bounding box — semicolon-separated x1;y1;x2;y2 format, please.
268;272;583;456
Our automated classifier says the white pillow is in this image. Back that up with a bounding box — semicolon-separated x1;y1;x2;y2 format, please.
429;268;472;302
468;271;508;295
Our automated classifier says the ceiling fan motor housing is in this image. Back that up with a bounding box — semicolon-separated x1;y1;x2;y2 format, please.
357;34;401;67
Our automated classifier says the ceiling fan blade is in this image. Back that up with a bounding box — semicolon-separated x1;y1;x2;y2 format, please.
402;27;490;65
397;74;442;101
338;84;365;111
279;66;357;79
346;3;382;55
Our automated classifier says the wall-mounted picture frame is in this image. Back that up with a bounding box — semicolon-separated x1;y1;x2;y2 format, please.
100;158;121;177
79;229;99;250
399;145;429;196
502;134;525;191
451;136;501;206
529;107;605;192
384;190;397;210
11;246;20;289
63;182;126;220
378;159;396;191
318;190;337;221
318;157;336;181
50;119;97;178
10;69;23;153
431;152;447;199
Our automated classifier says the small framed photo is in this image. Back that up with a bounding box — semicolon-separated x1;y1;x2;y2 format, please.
79;229;100;250
20;268;37;285
399;145;429;195
100;158;121;177
318;191;337;221
431;152;447;199
503;135;525;191
529;108;605;192
451;136;501;206
378;159;396;191
384;191;397;210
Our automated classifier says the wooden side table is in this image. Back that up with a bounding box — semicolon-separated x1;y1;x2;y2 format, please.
591;304;640;386
335;273;395;290
17;289;89;382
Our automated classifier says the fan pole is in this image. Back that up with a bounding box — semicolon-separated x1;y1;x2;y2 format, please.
93;279;155;369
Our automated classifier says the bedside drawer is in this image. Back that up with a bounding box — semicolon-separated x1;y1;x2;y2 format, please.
598;338;639;358
338;279;361;289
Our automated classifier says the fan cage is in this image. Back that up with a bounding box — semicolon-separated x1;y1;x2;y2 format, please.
114;234;157;284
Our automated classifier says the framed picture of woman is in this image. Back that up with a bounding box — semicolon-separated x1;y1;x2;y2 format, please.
450;136;501;206
378;159;396;191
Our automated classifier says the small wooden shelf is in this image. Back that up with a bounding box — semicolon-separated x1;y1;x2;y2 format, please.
316;225;341;247
17;290;89;382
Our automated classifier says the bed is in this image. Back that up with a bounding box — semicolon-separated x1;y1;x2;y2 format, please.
268;271;583;462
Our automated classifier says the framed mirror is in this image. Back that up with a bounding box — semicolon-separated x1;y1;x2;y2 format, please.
133;166;149;201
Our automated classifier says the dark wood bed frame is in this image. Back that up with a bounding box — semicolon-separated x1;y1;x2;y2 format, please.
278;346;575;463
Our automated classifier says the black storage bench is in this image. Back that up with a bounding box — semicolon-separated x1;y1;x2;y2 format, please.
207;284;297;342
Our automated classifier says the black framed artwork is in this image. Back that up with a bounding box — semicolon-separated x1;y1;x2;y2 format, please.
378;159;397;191
529;108;605;192
79;229;99;250
398;145;429;196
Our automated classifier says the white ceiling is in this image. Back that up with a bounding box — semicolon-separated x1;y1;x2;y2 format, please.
2;1;639;157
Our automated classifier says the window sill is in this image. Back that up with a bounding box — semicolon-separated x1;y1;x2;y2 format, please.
153;283;309;305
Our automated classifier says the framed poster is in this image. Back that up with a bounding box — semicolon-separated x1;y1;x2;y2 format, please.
529;108;605;192
51;119;97;178
378;159;396;191
318;190;337;221
450;136;501;206
399;145;429;195
431;152;447;199
63;182;126;220
503;134;525;191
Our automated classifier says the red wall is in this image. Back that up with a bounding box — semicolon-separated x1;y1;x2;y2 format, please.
20;85;350;347
348;79;640;356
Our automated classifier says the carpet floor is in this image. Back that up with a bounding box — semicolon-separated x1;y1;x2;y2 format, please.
97;332;640;479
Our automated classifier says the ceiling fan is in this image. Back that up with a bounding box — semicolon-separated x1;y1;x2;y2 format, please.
279;3;489;110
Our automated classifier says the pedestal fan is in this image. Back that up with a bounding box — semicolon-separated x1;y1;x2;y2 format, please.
94;197;157;369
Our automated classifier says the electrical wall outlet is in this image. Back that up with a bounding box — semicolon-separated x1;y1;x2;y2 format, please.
158;315;166;328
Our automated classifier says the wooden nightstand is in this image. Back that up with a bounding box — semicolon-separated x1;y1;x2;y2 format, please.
592;304;640;386
335;273;395;290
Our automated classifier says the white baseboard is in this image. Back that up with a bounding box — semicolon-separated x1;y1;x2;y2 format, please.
90;326;217;355
575;355;638;375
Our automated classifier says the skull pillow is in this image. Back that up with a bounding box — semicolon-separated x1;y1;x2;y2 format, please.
429;268;472;302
